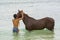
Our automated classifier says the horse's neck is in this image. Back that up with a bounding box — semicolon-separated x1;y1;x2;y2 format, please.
22;15;29;25
22;14;36;25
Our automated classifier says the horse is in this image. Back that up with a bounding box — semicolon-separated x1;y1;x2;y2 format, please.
17;10;55;31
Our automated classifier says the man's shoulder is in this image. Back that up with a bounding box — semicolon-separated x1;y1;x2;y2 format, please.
12;19;14;21
12;19;16;21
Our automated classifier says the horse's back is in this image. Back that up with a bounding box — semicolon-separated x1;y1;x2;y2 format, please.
35;17;55;31
45;17;54;22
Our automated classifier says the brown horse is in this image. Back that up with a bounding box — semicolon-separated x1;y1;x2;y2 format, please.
17;10;55;31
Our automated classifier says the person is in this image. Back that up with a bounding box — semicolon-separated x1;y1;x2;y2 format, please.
12;12;23;33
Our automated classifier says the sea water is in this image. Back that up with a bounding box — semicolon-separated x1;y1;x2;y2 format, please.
0;0;60;40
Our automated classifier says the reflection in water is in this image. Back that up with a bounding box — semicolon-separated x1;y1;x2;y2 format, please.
12;30;25;40
13;33;20;40
12;30;54;40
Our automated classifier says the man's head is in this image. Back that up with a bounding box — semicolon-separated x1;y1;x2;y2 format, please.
13;14;17;19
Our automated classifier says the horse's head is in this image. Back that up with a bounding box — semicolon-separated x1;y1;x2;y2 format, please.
17;10;26;19
16;10;23;18
17;10;29;20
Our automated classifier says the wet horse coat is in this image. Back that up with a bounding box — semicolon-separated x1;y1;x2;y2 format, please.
17;10;55;31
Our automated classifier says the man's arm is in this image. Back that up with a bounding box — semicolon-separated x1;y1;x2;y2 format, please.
18;18;22;20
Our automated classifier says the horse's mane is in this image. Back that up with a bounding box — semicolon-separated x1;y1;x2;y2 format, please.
24;13;36;20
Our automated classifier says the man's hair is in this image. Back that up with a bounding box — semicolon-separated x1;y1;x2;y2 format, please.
13;14;17;19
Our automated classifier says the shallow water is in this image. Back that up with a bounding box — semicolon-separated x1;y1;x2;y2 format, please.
0;29;54;40
0;0;60;40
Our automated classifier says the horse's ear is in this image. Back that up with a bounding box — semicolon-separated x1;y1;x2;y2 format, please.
21;10;23;12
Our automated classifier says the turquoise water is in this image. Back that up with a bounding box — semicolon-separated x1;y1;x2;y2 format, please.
0;0;60;40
